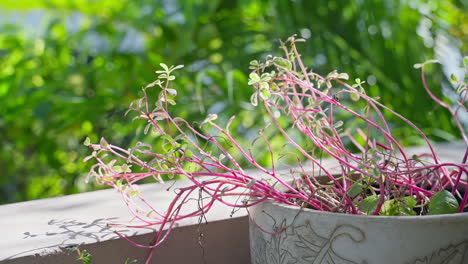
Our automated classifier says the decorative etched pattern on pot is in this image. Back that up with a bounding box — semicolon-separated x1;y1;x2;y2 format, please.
251;219;366;264
410;241;468;264
250;223;268;264
250;219;297;264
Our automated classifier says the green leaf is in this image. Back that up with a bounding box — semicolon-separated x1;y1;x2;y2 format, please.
273;57;292;70
172;65;184;71
248;73;260;84
322;126;335;137
380;197;417;216
326;70;338;79
121;164;132;173
150;112;167;121
76;249;93;264
184;149;194;159
425;59;440;64
218;153;226;162
333;120;344;129
166;88;177;96
347;183;363;198
414;59;440;69
306;97;318;109
259;89;270;99
259;82;269;90
123;259;138;264
249;60;259;66
144;123;151;134
358;195;379;215
161;134;175;144
258;82;271;99
337;73;349;80
350;92;360;101
260;73;271;82
428;190;459;215
99;138;109;149
249;60;259;70
201;114;218;125
83;137;91;146
159;63;169;72
450;74;458;84
145;79;162;88
250;92;259;106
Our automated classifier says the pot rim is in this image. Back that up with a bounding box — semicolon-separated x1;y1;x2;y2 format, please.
259;200;468;222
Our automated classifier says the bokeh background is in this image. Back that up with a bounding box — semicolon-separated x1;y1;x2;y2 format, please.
0;0;466;204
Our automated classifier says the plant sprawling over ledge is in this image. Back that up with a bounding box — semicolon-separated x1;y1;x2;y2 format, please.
84;36;467;261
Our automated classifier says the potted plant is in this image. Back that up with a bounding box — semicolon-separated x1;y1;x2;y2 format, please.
84;36;468;264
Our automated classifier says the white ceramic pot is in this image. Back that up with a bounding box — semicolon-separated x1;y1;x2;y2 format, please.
249;201;468;264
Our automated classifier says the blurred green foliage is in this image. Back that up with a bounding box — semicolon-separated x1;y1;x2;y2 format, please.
0;0;466;204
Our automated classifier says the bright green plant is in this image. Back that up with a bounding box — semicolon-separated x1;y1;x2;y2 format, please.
70;246;93;264
70;245;138;264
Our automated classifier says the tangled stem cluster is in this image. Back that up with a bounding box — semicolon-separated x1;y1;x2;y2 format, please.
84;37;468;263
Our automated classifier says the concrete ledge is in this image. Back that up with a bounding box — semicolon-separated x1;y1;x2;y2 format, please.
1;217;249;264
0;179;250;264
0;141;465;264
